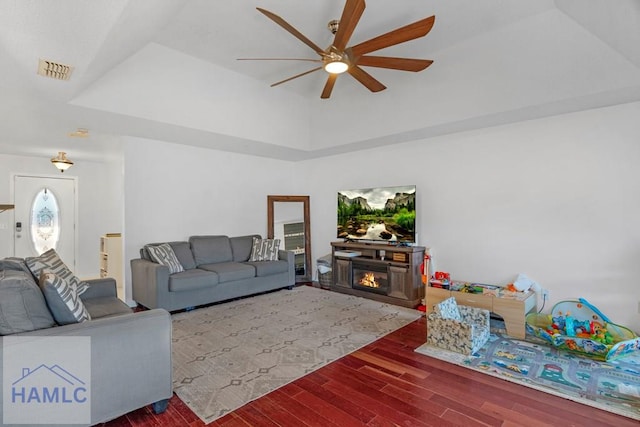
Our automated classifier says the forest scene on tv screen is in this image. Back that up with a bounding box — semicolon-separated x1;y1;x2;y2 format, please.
337;185;416;243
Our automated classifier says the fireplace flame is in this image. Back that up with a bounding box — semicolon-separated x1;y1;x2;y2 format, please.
359;272;380;288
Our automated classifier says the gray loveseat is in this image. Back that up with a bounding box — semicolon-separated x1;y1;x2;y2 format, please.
131;234;295;312
0;260;173;426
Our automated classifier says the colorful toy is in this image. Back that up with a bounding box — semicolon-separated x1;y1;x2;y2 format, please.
526;299;640;361
434;271;450;281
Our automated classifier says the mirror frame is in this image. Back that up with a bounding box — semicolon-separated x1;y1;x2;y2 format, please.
267;195;311;282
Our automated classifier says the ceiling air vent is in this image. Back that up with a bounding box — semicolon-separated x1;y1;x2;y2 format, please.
37;59;74;80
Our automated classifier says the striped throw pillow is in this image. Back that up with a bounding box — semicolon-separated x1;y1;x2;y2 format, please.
249;237;281;261
25;249;90;296
145;243;184;274
39;271;91;325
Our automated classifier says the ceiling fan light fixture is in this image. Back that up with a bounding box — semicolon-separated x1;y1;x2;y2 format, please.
324;60;349;74
51;151;74;172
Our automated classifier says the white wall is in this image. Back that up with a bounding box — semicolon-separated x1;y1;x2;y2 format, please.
298;102;640;333
122;137;297;302
0;153;123;279
3;102;639;335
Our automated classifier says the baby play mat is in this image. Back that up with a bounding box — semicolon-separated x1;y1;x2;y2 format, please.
416;331;640;421
526;299;640;361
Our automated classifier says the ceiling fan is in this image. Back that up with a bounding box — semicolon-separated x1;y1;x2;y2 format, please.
240;0;435;99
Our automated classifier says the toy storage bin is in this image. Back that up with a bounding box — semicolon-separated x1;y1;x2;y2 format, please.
316;254;332;290
525;299;640;361
317;269;332;289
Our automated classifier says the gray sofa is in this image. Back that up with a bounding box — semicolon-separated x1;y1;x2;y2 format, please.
131;234;295;312
0;262;173;426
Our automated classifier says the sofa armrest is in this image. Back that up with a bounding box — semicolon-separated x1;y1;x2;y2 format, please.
131;258;170;309
278;249;295;286
81;277;118;299
1;309;173;425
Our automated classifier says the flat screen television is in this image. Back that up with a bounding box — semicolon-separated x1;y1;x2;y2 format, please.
337;185;416;244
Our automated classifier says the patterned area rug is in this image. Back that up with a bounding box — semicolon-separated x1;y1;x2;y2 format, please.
171;286;422;424
415;331;640;421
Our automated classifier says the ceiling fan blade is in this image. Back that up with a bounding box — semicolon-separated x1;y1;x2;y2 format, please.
349;15;435;57
237;58;322;63
257;8;326;56
321;74;338;99
270;67;323;87
356;56;433;72
348;65;386;93
333;0;366;51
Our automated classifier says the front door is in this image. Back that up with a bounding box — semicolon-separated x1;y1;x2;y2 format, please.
13;175;76;269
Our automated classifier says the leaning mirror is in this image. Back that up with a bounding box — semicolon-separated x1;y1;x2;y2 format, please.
267;195;311;282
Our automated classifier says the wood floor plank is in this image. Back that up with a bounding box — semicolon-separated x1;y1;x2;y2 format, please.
379;382;446;417
440;408;496;427
293;388;369;426
359;365;435;399
480;401;555;427
295;376;377;424
232;405;280;427
249;393;309;426
427;394;502;426
264;389;341;427
323;358;389;390
322;378;433;427
351;349;429;378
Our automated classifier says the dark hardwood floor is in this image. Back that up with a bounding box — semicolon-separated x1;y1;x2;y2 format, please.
101;315;636;427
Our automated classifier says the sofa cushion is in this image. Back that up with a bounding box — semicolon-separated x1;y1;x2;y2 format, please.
198;262;255;283
82;297;133;319
249;237;281;261
169;242;197;270
230;234;260;262
190;235;233;265
0;270;56;335
168;269;219;292
244;260;289;277
25;249;90;296
0;257;32;275
39;271;91;325
146;243;184;274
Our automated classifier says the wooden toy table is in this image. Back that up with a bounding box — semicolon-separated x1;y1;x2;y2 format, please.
426;285;537;339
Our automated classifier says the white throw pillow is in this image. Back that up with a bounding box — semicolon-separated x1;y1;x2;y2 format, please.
249;238;281;261
146;243;184;274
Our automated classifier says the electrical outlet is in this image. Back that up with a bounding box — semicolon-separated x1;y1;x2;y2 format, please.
542;289;550;300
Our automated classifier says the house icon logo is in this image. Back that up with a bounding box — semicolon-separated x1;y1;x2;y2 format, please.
11;364;88;404
2;336;91;425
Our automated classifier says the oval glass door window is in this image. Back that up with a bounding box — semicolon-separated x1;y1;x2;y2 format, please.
30;187;60;254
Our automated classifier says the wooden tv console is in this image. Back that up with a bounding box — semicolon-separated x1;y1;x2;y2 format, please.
330;241;425;308
426;285;537;339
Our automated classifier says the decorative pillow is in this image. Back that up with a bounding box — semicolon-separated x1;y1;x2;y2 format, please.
435;297;461;322
249;237;281;261
145;243;184;274
39;271;91;325
25;249;90;296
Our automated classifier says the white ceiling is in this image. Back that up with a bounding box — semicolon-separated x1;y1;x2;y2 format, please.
0;0;639;162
